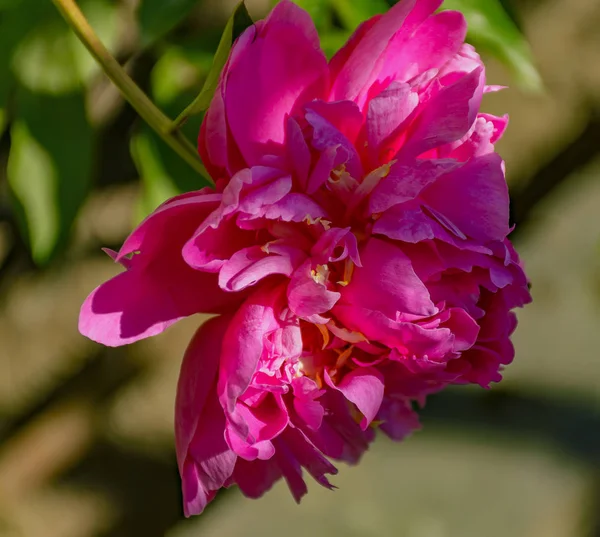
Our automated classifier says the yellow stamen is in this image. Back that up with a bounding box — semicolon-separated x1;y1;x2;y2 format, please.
316;323;330;350
315;370;324;389
311;264;329;285
303;215;332;230
335;346;354;369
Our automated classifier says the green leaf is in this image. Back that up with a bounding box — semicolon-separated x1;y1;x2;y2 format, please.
12;20;81;95
131;130;180;223
7;120;59;263
172;2;253;128
137;0;200;47
0;0;52;107
10;0;118;95
441;0;542;92
7;91;93;264
151;46;212;107
330;0;388;30
320;28;352;59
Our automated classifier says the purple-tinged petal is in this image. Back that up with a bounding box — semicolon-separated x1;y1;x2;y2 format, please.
377;399;421;441
368;159;457;214
286;117;311;189
341;238;435;319
420;153;510;242
399;67;485;159
366;81;418;163
305;105;363;179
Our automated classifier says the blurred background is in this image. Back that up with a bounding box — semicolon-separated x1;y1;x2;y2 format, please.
0;0;599;536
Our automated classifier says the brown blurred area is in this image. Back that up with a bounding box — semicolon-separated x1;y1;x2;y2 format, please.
0;0;600;536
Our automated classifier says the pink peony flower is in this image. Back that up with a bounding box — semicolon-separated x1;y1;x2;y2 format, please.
80;0;531;516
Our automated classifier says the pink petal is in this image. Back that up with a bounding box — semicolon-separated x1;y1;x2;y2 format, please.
183;214;255;272
233;457;283;499
421;153;510;242
260;192;328;223
368;158;457;214
218;245;303;292
377;10;467;85
287;260;341;321
79;193;237;346
400;66;485;159
341;238;435;319
175;316;229;472
326;368;384;430
330;0;441;106
280;427;338;490
377;399;421;441
366;81;418;162
175;316;237;517
225;1;328;165
286;117;311;189
218;286;284;417
305;105;363;180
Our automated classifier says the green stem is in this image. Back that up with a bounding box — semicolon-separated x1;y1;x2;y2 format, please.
51;0;212;184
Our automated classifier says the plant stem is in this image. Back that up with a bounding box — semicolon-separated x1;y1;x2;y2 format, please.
51;0;212;184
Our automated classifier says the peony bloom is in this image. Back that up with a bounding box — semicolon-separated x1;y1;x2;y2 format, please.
80;0;531;517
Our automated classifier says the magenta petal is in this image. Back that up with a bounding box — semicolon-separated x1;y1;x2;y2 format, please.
183;215;255;272
366;81;418;161
236;391;289;445
304;390;373;463
330;0;428;105
327;368;384;430
175;316;228;472
293;397;325;431
305;105;364;179
218;286;283;417
225;1;328;165
306;145;338;194
281;427;338;490
307;100;364;144
400;66;485;158
287;260;341;321
368;159;457;214
373;203;437;243
261;193;328;222
378;399;421;441
175;316;237;517
218;245;302;292
272;438;308;503
79;192;237;346
421;153;510;242
341;238;435;318
378;10;467;84
286;117;311;188
233;457;282;499
117;190;220;259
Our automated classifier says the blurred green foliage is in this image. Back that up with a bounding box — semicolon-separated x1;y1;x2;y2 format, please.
0;0;538;266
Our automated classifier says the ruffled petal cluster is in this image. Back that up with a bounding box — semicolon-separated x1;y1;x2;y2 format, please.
80;0;531;516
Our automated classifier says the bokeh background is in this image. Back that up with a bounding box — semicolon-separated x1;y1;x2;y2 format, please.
0;0;599;536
